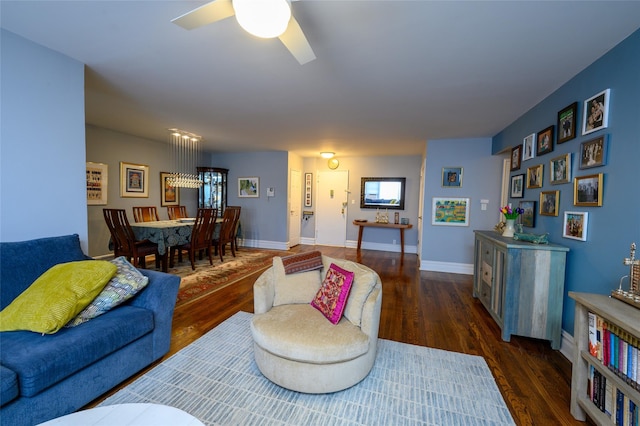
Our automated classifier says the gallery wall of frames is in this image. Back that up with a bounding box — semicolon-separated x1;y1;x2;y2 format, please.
507;89;610;243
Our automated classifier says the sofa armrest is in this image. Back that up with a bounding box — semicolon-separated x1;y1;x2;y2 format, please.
360;281;382;342
253;268;275;314
129;269;180;360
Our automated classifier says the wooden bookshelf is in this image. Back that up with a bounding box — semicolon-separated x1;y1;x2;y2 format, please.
569;292;640;424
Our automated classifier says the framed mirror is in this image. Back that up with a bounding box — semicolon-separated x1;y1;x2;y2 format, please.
360;177;406;210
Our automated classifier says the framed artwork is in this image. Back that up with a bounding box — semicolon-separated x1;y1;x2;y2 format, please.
526;164;543;189
431;197;470;227
159;172;179;206
563;211;589;241
510;174;524;198
540;190;560;216
536;125;554;156
304;173;312;207
557;102;578;143
582;89;610;135
549;153;571;185
579;135;607;169
518;200;536;227
238;177;259;198
510;145;522;171
522;133;536;161
441;167;463;187
574;173;603;207
120;161;149;198
86;162;108;205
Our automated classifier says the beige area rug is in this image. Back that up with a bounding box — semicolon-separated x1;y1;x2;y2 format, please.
166;249;289;307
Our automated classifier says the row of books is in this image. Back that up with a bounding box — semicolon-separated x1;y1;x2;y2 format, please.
589;367;639;426
589;312;640;390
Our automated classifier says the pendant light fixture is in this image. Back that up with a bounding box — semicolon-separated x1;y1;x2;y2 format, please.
167;129;203;188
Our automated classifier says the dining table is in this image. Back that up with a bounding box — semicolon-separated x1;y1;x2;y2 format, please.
130;219;194;272
130;218;226;272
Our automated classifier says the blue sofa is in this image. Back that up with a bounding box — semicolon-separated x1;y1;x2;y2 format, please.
0;234;180;425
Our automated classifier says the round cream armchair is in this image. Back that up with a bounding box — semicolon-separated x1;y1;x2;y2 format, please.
250;254;382;394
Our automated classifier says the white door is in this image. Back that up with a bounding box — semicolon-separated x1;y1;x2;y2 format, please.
315;170;349;246
289;169;301;247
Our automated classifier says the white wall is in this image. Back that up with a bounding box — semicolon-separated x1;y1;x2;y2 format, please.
0;30;88;248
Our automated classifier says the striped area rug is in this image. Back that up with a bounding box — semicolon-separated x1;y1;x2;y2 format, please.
100;312;515;425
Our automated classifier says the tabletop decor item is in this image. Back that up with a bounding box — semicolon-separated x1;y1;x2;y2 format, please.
499;205;524;238
513;232;549;244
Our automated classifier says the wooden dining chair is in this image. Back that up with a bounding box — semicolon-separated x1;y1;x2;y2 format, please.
167;205;188;220
132;206;159;223
214;206;241;262
170;208;217;270
103;209;163;269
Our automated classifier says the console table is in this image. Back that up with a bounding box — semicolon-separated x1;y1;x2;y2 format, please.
353;221;412;254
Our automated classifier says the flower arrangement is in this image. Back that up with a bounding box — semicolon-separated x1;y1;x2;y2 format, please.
500;205;524;220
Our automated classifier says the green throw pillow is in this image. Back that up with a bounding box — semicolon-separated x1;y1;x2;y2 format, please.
66;256;149;327
0;260;116;334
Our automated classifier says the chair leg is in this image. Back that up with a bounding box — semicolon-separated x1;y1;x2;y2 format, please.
190;249;196;270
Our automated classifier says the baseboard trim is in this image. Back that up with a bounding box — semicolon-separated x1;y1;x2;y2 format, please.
420;260;473;275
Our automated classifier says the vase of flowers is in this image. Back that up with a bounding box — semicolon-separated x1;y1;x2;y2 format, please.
500;205;524;238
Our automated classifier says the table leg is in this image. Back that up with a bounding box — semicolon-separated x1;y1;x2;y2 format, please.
399;229;405;255
357;226;364;250
161;253;168;272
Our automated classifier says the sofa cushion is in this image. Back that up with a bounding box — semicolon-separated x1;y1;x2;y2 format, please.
67;256;149;327
322;257;378;327
0;305;153;397
280;250;323;274
0;234;89;310
311;263;354;324
272;256;322;306
251;304;369;364
0;365;18;407
0;260;116;334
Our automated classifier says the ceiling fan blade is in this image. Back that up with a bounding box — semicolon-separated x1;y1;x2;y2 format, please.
278;16;316;65
171;0;235;30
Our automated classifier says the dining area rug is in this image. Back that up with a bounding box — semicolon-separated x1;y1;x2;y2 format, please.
167;249;289;307
99;311;515;425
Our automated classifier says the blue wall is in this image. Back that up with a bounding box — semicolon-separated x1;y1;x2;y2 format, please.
0;30;88;247
422;138;505;272
493;29;640;335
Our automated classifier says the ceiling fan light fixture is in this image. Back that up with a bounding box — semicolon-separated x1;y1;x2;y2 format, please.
233;0;291;39
320;152;335;159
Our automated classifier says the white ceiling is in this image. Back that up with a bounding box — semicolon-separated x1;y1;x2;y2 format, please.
2;1;640;158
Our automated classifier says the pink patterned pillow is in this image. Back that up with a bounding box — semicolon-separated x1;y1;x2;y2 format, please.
310;263;355;324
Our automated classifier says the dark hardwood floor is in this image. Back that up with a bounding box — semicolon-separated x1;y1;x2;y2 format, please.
93;245;586;425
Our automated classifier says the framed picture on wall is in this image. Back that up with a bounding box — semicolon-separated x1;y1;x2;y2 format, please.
563;211;589;241
574;173;603;207
510;145;522;171
526;164;543;189
86;162;108;205
579;135;607;169
510;174;524;198
557;102;578;143
304;173;312;207
522;133;536;161
549;153;571;185
431;197;470;226
159;172;180;206
540;191;559;216
582;89;610;135
120;161;149;198
536;125;554;156
518;200;536;227
441;167;463;187
238;177;259;198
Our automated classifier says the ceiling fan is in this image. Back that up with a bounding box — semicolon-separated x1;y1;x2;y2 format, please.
171;0;316;65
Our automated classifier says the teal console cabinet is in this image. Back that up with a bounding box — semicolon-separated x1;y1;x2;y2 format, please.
473;230;569;349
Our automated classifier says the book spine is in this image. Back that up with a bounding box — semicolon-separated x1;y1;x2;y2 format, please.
589;312;598;357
